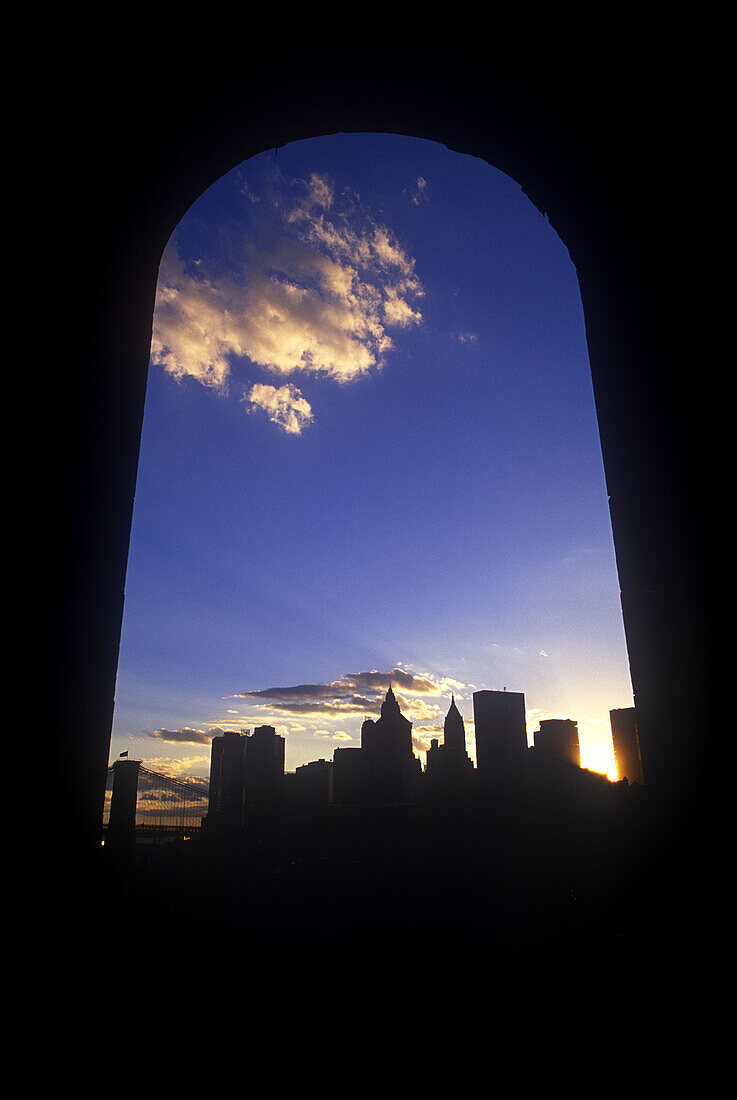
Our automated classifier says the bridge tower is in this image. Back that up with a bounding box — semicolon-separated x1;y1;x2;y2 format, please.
106;758;141;858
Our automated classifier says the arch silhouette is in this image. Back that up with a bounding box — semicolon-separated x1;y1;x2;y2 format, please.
52;19;710;901
38;16;721;1060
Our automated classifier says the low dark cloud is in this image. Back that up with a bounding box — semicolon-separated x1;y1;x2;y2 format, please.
236;668;442;715
242;684;341;702
148;727;218;745
341;669;438;694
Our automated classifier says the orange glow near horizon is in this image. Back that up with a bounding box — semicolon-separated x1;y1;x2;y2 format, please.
579;731;618;781
524;709;620;782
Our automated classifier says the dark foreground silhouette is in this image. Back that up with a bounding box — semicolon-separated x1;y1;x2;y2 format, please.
92;756;677;1044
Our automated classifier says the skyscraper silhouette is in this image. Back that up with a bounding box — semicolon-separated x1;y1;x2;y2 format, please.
208;730;248;830
443;694;470;757
244;724;286;812
473;689;527;781
534;718;581;767
610;706;644;784
361;684;422;802
329;685;422;804
426;694;474;798
208;725;285;831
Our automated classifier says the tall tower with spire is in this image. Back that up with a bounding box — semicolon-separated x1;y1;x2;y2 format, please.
359;683;421;802
443;694;468;756
426;695;474;798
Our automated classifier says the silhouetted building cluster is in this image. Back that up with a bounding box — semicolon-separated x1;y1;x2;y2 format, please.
103;683;648;975
107;686;644;858
200;685;638;837
208;724;286;834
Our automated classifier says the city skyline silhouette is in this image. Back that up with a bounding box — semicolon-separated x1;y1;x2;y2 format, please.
104;676;641;834
100;678;651;1053
104;682;645;840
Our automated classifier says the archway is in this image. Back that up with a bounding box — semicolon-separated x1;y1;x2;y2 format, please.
56;75;706;856
109;132;634;787
47;17;712;1055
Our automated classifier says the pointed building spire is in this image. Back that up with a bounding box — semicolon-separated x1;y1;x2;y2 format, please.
443;693;467;756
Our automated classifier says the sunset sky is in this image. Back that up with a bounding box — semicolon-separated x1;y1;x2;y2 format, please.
109;132;633;783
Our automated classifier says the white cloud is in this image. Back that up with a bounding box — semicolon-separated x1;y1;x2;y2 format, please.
383;287;423;328
150;169;424;430
246;382;313;435
150;252;240;389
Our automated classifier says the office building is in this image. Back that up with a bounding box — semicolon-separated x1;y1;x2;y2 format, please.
208;724;285;828
362;683;422;802
533;718;581;767
331;685;421;804
332;746;366;804
244;724;285;811
610;707;644;784
473;689;527;778
290;759;333;808
208;730;248;827
425;695;474;798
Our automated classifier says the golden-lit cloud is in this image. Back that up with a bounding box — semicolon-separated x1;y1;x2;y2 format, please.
232;668;450;719
150;169;424;433
400;698;443;721
412;731;439;754
246;383;313;434
314;729;354;741
141;755;211;781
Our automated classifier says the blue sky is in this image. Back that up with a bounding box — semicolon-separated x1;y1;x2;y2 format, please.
110;133;633;780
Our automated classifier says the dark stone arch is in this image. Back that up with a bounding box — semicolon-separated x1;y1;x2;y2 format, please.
48;19;712;1025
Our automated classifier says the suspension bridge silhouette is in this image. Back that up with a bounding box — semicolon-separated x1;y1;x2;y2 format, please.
103;759;209;840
